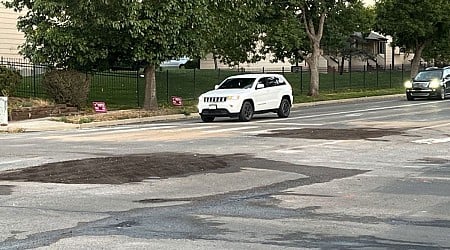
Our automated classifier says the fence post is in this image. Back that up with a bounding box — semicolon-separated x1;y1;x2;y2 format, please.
333;67;336;91
300;66;303;94
33;63;37;97
166;70;169;104
262;67;265;73
376;63;379;88
349;64;352;88
363;65;366;88
282;66;284;75
193;68;196;100
389;64;392;88
136;70;140;108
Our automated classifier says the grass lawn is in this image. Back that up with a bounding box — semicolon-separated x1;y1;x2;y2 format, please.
14;68;408;110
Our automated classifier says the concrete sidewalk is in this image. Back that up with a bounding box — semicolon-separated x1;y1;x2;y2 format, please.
0;113;200;133
0;94;404;133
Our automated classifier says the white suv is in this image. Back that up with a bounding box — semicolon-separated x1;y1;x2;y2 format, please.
197;74;293;122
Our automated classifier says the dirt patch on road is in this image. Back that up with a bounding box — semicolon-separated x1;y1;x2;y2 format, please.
257;128;404;140
0;153;236;184
0;152;367;185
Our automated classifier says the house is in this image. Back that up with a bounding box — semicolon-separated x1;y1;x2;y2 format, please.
325;31;415;73
0;4;24;60
200;31;413;73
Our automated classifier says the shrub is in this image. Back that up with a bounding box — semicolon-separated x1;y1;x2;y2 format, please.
0;66;22;96
42;69;91;108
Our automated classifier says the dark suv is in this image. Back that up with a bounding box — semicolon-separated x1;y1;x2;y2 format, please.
405;67;450;100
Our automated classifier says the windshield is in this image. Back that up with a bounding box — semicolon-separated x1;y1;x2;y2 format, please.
218;78;256;89
414;70;443;81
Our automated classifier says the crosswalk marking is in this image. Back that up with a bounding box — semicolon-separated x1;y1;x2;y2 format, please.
413;137;450;144
202;126;259;134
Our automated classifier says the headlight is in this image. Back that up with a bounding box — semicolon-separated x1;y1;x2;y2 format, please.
429;79;441;88
227;95;240;100
404;80;412;88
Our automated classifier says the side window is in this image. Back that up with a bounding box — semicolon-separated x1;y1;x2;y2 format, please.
275;77;286;86
266;77;277;88
258;77;267;88
445;69;450;79
258;77;269;88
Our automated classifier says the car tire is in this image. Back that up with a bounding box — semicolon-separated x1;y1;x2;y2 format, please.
239;101;254;122
439;88;446;100
406;93;414;101
277;98;291;118
200;115;215;122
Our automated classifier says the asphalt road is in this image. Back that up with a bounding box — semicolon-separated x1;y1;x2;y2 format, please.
1;96;450;249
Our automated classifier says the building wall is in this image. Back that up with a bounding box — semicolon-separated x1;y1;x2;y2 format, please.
0;5;24;59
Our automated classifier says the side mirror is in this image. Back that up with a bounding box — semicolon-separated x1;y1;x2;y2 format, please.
214;85;219;90
445;74;450;80
256;83;265;89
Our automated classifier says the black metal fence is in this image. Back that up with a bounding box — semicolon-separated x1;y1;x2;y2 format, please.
1;57;412;109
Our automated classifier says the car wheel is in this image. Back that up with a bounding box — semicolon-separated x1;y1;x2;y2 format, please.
406;93;414;101
439;88;446;100
200;115;215;122
277;98;291;118
239;101;254;122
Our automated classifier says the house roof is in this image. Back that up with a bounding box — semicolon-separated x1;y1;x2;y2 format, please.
365;31;388;41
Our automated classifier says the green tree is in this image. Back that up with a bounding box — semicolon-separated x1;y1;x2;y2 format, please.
323;2;376;74
259;2;308;67
422;34;450;67
207;1;265;69
3;0;217;110
376;0;450;78
260;0;368;97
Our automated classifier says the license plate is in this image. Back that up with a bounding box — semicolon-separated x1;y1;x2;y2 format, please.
209;104;217;109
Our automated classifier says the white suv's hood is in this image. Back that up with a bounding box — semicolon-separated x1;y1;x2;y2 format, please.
201;88;250;97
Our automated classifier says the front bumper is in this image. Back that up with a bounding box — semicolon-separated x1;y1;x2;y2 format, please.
197;100;242;117
406;88;440;98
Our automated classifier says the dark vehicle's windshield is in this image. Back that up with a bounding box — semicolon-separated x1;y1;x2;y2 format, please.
414;70;443;81
218;78;256;89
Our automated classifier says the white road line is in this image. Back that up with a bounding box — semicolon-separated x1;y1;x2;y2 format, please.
344;113;363;117
242;126;322;135
412;137;450;144
410;122;450;131
202;126;259;134
274;141;341;153
66;125;179;136
259;101;450;122
408;176;450;181
0;159;27;165
254;122;324;126
168;126;219;132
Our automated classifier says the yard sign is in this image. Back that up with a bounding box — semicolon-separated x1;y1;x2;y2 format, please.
92;101;107;113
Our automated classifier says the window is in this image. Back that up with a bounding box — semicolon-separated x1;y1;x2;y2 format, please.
218;78;256;89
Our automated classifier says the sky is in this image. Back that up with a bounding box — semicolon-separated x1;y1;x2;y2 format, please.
363;0;375;6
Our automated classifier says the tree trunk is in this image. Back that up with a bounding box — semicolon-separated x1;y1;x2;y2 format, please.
301;9;326;98
143;64;158;110
213;54;218;70
306;42;321;97
340;56;345;75
410;42;427;78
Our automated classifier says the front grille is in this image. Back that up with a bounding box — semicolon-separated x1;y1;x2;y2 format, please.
203;97;227;103
412;82;429;89
202;109;230;116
